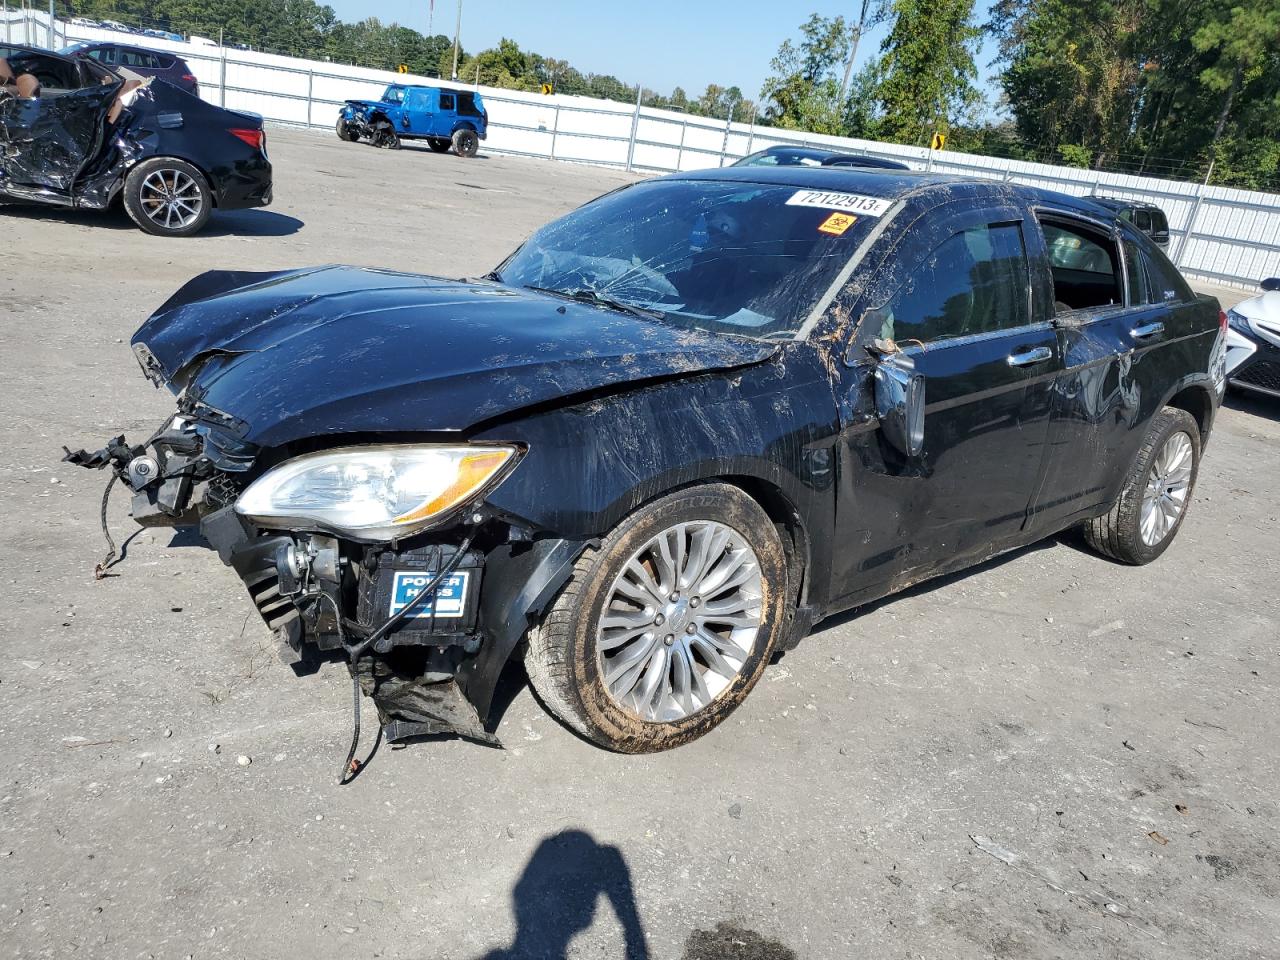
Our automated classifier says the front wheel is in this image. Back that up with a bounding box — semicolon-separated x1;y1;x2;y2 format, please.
525;484;788;752
371;120;400;149
1083;406;1201;564
451;128;479;158
122;158;212;237
335;116;360;142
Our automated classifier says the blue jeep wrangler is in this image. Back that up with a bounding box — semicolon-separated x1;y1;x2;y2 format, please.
336;83;488;157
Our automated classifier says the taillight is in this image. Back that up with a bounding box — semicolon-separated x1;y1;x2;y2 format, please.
229;128;264;150
1219;309;1228;334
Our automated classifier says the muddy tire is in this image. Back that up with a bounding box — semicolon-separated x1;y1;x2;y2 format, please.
122;157;212;237
1083;406;1200;565
427;137;452;153
451;127;479;158
525;483;788;752
371;120;400;149
335;117;360;142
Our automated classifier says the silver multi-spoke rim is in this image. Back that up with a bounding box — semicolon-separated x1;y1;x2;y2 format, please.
1140;432;1193;546
139;169;203;230
597;521;764;723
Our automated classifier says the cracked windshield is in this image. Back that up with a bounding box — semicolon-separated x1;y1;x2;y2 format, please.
495;179;878;338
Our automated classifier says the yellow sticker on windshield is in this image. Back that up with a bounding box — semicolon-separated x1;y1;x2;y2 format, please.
818;212;857;236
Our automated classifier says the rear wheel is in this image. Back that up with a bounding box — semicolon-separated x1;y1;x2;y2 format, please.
427;137;452;153
1083;406;1200;564
525;484;788;752
122;157;212;237
335;116;360;142
452;128;479;158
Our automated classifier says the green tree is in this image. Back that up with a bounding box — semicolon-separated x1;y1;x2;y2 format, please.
759;13;852;133
875;0;980;144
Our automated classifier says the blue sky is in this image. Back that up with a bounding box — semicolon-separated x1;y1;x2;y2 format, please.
325;0;1003;106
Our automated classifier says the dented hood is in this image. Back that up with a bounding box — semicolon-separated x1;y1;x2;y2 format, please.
133;265;777;447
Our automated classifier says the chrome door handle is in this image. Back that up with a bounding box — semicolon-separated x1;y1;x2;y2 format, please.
1130;321;1165;339
1007;346;1053;367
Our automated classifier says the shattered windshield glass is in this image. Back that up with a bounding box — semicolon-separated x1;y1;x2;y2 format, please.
495;179;879;338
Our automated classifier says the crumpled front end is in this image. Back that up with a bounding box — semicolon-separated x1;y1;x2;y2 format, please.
64;406;584;755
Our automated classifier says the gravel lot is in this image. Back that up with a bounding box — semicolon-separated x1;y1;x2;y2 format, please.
2;128;1278;960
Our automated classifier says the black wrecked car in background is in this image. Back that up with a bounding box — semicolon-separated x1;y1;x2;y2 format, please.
65;168;1226;773
0;44;270;236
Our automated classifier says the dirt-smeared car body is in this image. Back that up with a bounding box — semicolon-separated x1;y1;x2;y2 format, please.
65;169;1225;761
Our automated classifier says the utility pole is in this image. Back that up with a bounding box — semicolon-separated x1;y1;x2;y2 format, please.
450;0;462;81
839;0;875;101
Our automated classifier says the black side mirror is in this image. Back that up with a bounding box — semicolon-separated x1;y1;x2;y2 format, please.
1261;277;1280;293
873;350;925;458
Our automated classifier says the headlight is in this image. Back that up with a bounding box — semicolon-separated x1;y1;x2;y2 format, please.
1227;309;1250;333
234;444;519;540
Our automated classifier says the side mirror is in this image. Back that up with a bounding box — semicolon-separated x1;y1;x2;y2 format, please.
1261;277;1280;293
873;350;925;458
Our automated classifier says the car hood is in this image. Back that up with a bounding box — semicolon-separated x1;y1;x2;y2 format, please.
132;265;778;448
1234;290;1280;322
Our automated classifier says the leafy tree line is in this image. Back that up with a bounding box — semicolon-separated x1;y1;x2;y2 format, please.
60;0;751;120
761;2;1279;190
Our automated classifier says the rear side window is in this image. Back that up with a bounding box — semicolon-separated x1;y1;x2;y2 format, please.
439;92;455;110
1150;209;1170;243
457;92;483;116
1122;241;1150;305
876;222;1030;344
1133;209;1152;232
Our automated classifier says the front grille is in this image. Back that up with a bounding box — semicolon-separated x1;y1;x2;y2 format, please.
1235;358;1280;393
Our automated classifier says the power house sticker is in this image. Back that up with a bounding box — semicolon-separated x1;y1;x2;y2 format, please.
785;189;892;217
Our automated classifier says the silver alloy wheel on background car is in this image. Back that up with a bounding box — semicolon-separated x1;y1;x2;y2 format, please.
138;168;204;231
596;520;764;723
1140;431;1194;545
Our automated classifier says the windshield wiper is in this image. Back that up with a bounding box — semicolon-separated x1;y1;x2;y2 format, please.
522;285;665;321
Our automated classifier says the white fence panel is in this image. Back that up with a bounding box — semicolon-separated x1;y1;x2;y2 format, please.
6;10;1279;288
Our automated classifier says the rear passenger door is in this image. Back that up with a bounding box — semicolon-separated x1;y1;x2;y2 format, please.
831;203;1061;595
1029;212;1173;529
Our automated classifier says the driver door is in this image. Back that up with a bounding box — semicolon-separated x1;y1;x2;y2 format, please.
829;202;1061;603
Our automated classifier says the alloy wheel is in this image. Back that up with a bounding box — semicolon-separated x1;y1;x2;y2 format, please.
596;520;764;723
1140;431;1194;546
138;168;203;231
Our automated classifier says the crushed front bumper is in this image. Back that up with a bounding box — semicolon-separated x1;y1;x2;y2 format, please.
64;418;588;748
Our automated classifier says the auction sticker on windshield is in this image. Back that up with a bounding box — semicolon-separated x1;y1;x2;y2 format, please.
389;571;469;618
785;190;892;217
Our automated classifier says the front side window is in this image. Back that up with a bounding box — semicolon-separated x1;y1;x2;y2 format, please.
1039;219;1122;311
872;223;1029;345
382;85;405;104
496;180;880;338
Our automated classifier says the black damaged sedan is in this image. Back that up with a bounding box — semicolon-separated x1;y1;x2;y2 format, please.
66;168;1225;758
1;44;271;236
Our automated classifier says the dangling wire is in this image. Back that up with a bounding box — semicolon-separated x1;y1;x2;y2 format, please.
94;474;120;580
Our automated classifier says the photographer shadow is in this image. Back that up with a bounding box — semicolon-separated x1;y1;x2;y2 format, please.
476;829;648;960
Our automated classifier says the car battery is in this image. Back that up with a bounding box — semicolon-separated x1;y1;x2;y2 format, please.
356;544;484;651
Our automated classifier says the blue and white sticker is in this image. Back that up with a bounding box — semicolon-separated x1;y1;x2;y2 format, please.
389;571;469;619
785;189;892;217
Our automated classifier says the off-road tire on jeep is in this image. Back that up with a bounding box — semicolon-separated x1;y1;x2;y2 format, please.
452;128;479;158
427;137;452;153
1083;406;1201;565
335;117;360;142
524;483;788;753
371;120;400;149
121;157;213;238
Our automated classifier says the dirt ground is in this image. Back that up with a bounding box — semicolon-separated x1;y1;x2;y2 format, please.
2;129;1278;960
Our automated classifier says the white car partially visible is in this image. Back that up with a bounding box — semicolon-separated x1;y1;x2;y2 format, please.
1224;278;1280;399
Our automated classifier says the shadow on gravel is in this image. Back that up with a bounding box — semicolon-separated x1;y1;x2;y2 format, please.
1223;388;1280;421
0;203;303;236
476;829;648;960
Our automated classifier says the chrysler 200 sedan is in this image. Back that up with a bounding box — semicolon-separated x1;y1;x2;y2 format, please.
65;168;1225;765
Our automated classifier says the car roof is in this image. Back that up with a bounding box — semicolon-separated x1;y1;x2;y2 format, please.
664;166;1126;223
1092;196;1164;212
